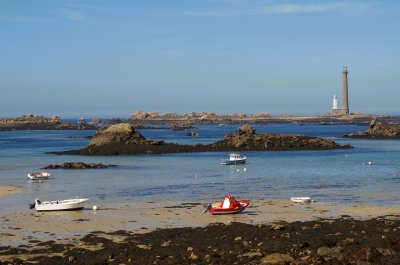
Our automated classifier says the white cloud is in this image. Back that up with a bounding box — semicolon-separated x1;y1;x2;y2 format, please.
182;2;349;17
261;3;347;14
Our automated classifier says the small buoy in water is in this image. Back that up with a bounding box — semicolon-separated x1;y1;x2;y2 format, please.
345;154;348;157
93;205;98;211
236;169;240;172
368;161;372;165
244;168;247;171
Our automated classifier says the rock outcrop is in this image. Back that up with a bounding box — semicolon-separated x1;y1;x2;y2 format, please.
88;123;163;146
210;124;347;151
0;115;95;131
185;131;199;137
52;124;351;156
42;162;111;169
4;218;400;264
345;120;400;138
170;121;195;131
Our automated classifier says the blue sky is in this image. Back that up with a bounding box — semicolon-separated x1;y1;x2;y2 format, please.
1;0;399;118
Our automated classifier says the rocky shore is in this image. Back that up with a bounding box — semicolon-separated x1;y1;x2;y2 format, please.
2;218;400;264
42;162;111;169
129;111;400;125
52;123;351;155
345;120;400;138
2;113;400;131
0;115;95;131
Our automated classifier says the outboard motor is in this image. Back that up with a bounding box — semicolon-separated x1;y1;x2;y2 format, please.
203;203;211;213
29;202;35;209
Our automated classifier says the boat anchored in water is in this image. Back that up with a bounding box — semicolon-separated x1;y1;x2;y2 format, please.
29;197;89;211
220;153;247;165
27;172;51;180
204;194;249;215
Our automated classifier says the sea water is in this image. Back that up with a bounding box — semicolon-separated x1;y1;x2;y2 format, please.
1;123;400;211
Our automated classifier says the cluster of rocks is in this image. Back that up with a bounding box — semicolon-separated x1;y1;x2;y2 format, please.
185;131;199;137
170;121;195;131
2;218;400;264
0;115;96;131
88;123;164;147
124;110;400;126
346;120;400;138
130;111;271;120
51;123;351;156
42;162;110;169
210;124;348;151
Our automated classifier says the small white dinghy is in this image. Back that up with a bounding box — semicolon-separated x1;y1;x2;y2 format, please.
291;197;313;203
29;197;89;211
27;172;51;180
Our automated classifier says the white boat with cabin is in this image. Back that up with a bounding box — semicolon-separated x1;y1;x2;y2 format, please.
220;153;247;165
27;172;51;180
30;197;89;211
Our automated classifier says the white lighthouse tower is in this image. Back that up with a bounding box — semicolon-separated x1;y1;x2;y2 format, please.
332;95;338;110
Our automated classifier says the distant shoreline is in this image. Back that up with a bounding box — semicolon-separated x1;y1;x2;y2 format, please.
128;113;400;125
1;113;399;131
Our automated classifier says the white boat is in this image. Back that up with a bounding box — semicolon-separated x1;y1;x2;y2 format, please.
220;153;247;165
291;197;313;203
30;197;89;211
27;172;51;180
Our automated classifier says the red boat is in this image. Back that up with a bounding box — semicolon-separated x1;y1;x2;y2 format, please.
204;194;250;215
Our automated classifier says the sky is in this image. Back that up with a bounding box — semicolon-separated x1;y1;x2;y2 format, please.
1;0;399;118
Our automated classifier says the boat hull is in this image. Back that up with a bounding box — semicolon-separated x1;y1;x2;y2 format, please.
291;197;312;203
208;201;249;215
35;198;88;211
27;172;51;180
220;158;246;165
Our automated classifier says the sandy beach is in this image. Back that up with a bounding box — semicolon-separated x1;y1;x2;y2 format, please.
2;195;400;247
2;190;400;264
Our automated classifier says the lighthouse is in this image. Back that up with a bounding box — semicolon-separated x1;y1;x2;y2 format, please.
332;95;338;110
341;66;349;115
331;66;350;115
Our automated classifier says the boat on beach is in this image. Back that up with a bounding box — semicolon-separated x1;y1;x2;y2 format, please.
29;197;89;211
27;172;51;180
220;153;247;165
291;197;313;203
204;194;249;215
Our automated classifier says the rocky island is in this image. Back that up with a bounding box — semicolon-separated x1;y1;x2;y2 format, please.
0;115;96;131
129;111;400;125
345;120;400;138
42;162;111;169
52;123;351;156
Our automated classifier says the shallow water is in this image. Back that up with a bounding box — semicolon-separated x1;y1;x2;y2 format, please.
1;123;400;211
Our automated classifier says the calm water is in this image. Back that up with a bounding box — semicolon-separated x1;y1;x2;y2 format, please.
1;123;400;211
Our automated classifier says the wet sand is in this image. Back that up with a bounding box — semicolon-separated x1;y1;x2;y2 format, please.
2;198;400;248
0;186;24;198
2;197;400;264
